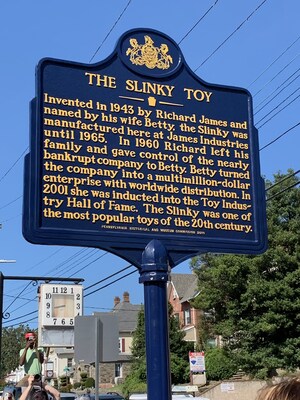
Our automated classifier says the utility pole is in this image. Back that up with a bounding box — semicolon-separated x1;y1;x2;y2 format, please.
0;259;16;378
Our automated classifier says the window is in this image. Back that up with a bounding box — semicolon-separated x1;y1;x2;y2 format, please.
119;338;125;353
184;309;191;325
115;363;122;378
67;358;73;368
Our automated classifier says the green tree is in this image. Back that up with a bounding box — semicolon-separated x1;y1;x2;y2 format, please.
123;304;193;395
191;170;300;379
1;324;32;378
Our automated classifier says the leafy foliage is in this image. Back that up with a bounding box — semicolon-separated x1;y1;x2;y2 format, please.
84;377;95;388
191;170;300;378
204;348;237;380
124;303;193;393
1;324;33;378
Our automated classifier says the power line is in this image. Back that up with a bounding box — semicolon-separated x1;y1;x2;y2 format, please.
178;0;220;44
248;35;300;88
259;122;300;151
84;269;137;298
2;310;37;324
4;281;33;314
254;70;300;115
194;0;268;71
4;316;38;328
257;91;300;129
45;248;96;278
84;264;134;291
0;147;28;184
0;195;22;211
256;87;300;126
253;53;300;98
266;181;300;201
0;213;21;224
265;169;300;192
89;0;132;63
254;67;300;111
1;4;132;188
67;251;108;278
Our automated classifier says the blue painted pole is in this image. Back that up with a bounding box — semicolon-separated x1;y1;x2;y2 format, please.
139;239;172;400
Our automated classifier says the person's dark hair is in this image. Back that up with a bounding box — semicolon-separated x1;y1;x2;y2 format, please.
257;378;300;400
29;388;48;400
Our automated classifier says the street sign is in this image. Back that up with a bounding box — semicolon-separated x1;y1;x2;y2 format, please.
189;351;206;373
23;28;267;268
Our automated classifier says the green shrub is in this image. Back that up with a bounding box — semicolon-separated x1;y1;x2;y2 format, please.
205;348;238;381
122;373;147;399
73;382;81;389
84;377;95;388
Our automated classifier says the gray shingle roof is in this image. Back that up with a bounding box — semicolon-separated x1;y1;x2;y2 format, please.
112;300;143;333
170;273;199;303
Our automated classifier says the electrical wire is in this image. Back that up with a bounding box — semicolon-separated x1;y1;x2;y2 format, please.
256;87;300;126
0;3;133;186
265;169;300;192
254;70;300;115
0;213;21;224
266;181;300;201
2;310;37;324
194;0;268;71
4;316;38;328
89;0;132;63
248;35;300;88
3;281;33;314
253;53;300;98
0;147;28;184
84;269;137;298
259;122;300;151
178;0;220;44
257;91;300;129
67;251;108;278
0;195;22;211
84;264;134;291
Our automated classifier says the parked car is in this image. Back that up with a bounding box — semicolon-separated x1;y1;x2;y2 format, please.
91;395;124;400
129;395;193;400
59;394;77;400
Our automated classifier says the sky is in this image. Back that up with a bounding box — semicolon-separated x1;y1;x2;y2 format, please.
0;0;299;330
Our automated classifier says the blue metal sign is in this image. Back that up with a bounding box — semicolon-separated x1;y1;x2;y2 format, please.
23;28;267;267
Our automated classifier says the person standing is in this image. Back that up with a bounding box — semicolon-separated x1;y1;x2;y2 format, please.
17;332;44;387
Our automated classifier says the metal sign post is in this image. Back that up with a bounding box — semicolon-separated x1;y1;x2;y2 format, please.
139;240;172;400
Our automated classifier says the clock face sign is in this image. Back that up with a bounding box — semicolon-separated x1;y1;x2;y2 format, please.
40;284;83;326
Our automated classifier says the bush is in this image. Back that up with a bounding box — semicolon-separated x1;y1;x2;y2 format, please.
205;348;238;381
80;372;88;388
122;373;147;399
84;377;95;388
73;382;81;389
170;353;190;384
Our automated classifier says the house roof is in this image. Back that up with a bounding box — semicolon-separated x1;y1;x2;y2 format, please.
169;273;199;303
112;295;143;333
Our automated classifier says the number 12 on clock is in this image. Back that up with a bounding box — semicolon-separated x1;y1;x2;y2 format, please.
39;284;83;327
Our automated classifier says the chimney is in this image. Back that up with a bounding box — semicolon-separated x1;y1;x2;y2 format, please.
123;291;130;303
114;296;120;306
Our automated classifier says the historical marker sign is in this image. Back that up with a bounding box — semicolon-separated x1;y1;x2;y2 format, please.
23;28;267;267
